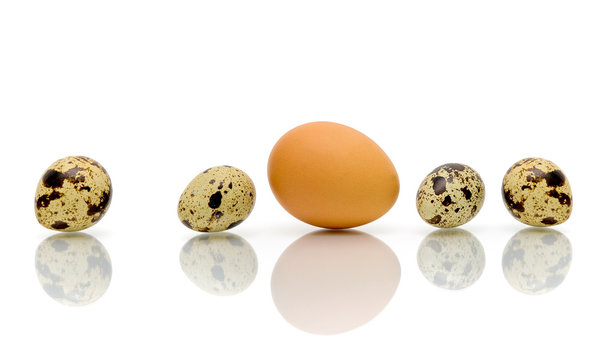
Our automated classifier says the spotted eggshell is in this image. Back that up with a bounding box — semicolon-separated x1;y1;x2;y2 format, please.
416;163;485;228
502;158;572;226
178;166;256;232
34;156;112;231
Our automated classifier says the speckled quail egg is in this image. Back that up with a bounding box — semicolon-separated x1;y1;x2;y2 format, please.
416;163;485;228
417;229;485;290
179;233;258;296
34;156;112;231
502;228;571;295
178;166;256;232
502;158;572;226
35;232;112;306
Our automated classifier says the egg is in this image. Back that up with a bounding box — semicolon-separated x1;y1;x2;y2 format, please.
417;229;485;290
179;233;258;296
34;156;112;231
178;166;256;232
416;163;485;228
502;228;572;295
268;122;399;229
35;232;112;306
502;157;572;226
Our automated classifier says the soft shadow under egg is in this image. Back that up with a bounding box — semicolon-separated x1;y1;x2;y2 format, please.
271;230;400;335
35;232;112;306
502;228;572;295
180;232;258;296
417;228;485;290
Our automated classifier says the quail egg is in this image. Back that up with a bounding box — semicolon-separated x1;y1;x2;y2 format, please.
34;156;112;231
416;163;485;228
178;166;256;232
502;157;572;226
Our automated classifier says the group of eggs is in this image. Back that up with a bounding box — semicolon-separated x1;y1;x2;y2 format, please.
34;121;573;232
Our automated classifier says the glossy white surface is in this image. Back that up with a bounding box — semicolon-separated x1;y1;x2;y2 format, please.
0;0;598;359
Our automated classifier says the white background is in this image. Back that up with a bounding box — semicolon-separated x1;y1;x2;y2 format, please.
0;0;598;359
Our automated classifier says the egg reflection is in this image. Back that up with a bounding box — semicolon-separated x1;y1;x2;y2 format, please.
417;229;485;290
502;228;572;295
271;230;400;335
180;233;258;296
35;232;112;306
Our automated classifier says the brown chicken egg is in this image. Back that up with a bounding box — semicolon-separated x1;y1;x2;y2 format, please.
267;121;399;229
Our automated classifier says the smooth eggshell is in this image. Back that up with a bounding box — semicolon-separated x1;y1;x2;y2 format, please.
178;166;256;232
267;122;399;229
34;156;112;232
416;163;485;228
502;157;572;226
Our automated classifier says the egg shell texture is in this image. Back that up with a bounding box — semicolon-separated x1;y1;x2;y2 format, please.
416;163;485;228
35;156;112;232
502;157;572;226
267;121;399;229
178;166;256;232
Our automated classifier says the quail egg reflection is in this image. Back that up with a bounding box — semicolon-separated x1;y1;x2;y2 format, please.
35;232;112;306
271;230;400;335
180;233;258;296
502;228;572;295
417;229;485;290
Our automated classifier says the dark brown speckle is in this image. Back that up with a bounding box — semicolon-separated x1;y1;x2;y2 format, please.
51;221;69;230
432;176;446;195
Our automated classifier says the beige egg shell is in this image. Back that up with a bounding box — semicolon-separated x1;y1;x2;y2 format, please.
178;166;256;232
34;156;112;232
416;163;485;228
502;158;572;226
